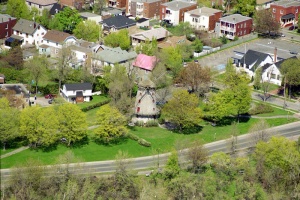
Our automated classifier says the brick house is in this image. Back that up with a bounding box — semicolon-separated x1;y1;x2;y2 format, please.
0;14;17;39
218;14;253;40
127;0;168;19
108;0;126;9
160;0;197;25
270;0;300;27
184;7;222;32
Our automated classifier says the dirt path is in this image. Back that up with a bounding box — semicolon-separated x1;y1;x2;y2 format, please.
1;146;29;159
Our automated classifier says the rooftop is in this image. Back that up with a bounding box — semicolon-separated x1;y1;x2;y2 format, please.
80;12;101;18
162;0;197;11
26;0;57;6
43;30;74;43
93;47;137;63
13;19;44;34
220;14;252;23
0;14;16;23
131;27;171;41
186;7;222;17
157;35;191;49
133;54;157;71
64;83;92;91
271;0;300;7
132;0;160;3
102;15;136;29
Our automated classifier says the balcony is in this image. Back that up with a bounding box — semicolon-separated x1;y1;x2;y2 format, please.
220;25;235;32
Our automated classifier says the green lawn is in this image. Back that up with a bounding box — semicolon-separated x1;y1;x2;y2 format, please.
76;95;109;109
86;107;99;126
1;117;298;169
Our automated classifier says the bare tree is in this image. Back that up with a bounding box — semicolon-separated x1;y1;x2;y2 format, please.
57;46;72;92
187;141;208;173
226;122;239;156
249;120;272;147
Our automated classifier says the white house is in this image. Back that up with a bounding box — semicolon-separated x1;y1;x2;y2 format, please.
12;19;47;48
184;7;222;31
26;0;57;14
60;83;93;103
40;30;77;57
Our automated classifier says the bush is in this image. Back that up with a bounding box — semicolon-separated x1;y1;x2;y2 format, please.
233;36;239;41
138;138;151;147
145;120;158;127
81;99;110;112
249;103;274;115
127;132;139;141
135;121;145;127
39;83;59;95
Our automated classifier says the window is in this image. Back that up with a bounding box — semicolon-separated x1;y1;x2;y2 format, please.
55;49;58;54
244;22;246;27
272;8;276;13
5;24;8;29
37;34;39;36
271;73;276;79
241;24;243;28
56;43;58;46
5;31;8;37
280;10;283;14
244;30;246;34
41;32;44;35
26;34;28;38
277;75;280;80
39;5;41;8
296;9;298;13
41;40;43;43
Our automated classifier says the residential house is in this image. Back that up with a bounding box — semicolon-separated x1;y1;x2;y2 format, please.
157;35;191;49
238;49;276;77
102;7;124;17
131;27;171;46
101;15;136;33
12;19;47;48
218;14;253;40
60;0;85;9
127;0;167;19
0;14;17;39
134;79;159;122
108;0;126;9
133;54;157;81
49;3;67;16
261;56;297;86
80;12;103;23
184;7;222;32
270;0;300;27
40;30;77;57
136;18;150;27
92;46;137;74
60;82;92;103
256;0;275;10
26;0;57;14
160;0;197;25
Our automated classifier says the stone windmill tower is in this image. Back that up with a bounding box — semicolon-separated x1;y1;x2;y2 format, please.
134;79;159;123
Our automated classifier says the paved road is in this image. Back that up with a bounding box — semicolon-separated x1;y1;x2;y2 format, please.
1;121;299;184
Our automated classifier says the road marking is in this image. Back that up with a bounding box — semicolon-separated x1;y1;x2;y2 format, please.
255;43;290;53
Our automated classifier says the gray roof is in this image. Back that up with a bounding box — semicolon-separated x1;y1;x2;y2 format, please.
162;0;197;11
80;12;101;19
186;7;222;17
69;45;93;53
261;56;297;72
93;47;137;64
13;19;44;35
131;27;171;41
64;83;92;91
102;8;123;16
26;0;56;5
132;0;160;3
271;0;300;7
0;14;16;23
220;14;252;23
102;16;136;29
240;49;271;71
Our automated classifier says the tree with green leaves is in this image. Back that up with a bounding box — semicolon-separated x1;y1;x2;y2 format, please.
6;0;31;20
104;29;131;50
164;150;181;180
158;46;183;77
49;7;82;33
192;38;203;53
234;0;256;17
135;38;158;56
0;98;20;150
150;62;169;89
36;9;51;29
162;89;202;131
187;141;208;173
56;46;72;91
58;104;87;146
73;20;102;42
255;9;280;36
94;104;128;143
24;55;49;94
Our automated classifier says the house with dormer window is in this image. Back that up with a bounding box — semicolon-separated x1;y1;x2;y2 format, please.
60;82;92;103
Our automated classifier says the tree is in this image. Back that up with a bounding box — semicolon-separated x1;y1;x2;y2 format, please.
0;98;20;150
187;141;208;173
94;104;128;143
24;55;49;94
3;45;24;70
93;0;107;15
162;89;202;131
253;67;261;90
106;65;135;117
179;43;194;61
36;9;51;29
234;0;256;17
135;39;158;56
255;9;281;36
164;150;181;180
6;0;31;20
73;20;102;42
20;106;59;148
249;120;271;147
56;46;72;91
104;29;131;50
227;122;238;156
158;46;183;77
58;104;88;146
150;62;169;89
192;38;203;53
49;7;82;33
176;62;211;97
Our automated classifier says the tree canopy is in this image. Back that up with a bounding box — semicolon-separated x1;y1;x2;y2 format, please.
73;20;102;42
135;39;158;56
6;0;31;20
104;29;131;50
254;9;280;35
158;46;183;77
234;0;256;17
162;89;202;131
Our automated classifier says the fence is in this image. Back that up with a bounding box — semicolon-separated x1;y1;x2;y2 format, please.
220;33;258;50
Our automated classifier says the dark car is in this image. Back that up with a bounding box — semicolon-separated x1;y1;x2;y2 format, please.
289;25;298;30
289;50;298;55
48;99;53;104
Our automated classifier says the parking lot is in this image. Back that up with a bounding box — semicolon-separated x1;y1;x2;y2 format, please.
198;38;300;70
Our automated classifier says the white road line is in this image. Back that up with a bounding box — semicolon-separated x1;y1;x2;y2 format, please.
255;43;290;53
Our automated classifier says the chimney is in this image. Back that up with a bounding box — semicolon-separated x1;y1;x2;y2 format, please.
274;47;277;63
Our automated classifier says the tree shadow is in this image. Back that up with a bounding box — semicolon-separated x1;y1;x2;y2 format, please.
216;115;251;126
93;137;129;146
69;136;90;149
40;143;58;152
164;122;203;134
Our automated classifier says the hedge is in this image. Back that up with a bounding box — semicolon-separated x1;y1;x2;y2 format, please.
249;103;274;115
81;99;110;112
138;138;151;147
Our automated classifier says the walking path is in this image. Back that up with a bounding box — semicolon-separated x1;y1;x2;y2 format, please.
0;146;29;159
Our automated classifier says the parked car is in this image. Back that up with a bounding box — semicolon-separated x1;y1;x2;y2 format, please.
289;25;298;30
45;94;56;99
48;99;53;104
289;50;298;55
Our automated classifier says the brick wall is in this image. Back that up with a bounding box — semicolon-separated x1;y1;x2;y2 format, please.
0;18;17;39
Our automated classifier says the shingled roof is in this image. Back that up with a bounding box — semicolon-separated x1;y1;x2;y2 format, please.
102;16;136;29
26;0;57;5
13;19;44;35
162;0;197;11
240;49;271;70
93;47;137;64
43;30;74;44
261;56;297;72
64;83;92;91
131;27;171;41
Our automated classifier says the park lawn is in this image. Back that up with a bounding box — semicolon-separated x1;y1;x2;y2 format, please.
86;108;99;126
76;95;109;109
1;117;298;169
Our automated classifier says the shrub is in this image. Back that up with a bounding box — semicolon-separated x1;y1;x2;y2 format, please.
138;138;151;147
39;83;59;95
127;132;139;141
81;99;110;112
145;120;158;127
249;103;274;115
135;121;145;127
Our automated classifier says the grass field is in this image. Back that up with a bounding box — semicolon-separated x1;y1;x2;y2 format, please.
76;95;109;109
1;117;298;169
